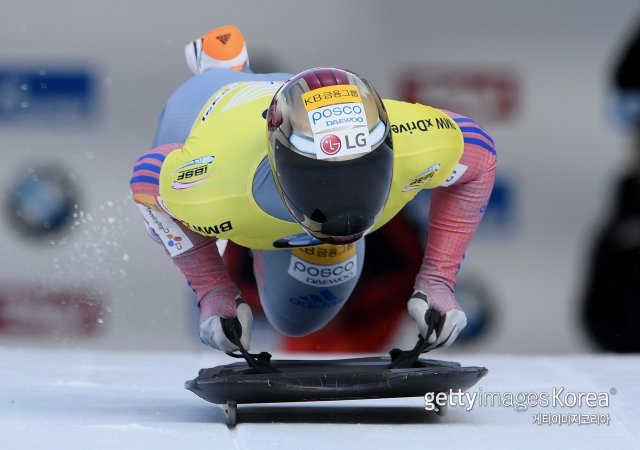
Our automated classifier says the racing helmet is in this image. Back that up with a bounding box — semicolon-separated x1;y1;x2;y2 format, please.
267;68;393;244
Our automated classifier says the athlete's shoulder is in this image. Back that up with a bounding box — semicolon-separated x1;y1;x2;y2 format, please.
382;98;424;111
187;78;285;140
438;109;489;132
382;98;428;118
382;99;459;132
382;98;439;115
438;109;496;158
166;70;289;109
381;99;462;151
130;143;182;208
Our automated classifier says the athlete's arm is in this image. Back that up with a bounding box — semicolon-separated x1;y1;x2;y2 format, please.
408;111;496;349
130;143;241;321
414;110;497;309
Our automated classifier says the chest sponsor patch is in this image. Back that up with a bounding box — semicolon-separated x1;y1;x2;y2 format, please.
287;255;358;287
402;164;441;192
136;204;193;257
172;156;215;190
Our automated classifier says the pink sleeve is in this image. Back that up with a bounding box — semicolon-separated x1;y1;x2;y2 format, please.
130;144;240;320
413;110;497;308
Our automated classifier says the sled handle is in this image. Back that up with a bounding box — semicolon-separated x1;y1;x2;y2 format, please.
388;310;443;369
220;317;279;374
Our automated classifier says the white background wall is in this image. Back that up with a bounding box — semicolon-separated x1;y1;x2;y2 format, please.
0;0;638;353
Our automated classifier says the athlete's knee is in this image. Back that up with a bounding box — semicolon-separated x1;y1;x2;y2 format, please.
262;289;348;337
269;315;323;337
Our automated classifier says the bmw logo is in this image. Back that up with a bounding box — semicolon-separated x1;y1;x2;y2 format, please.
6;165;79;238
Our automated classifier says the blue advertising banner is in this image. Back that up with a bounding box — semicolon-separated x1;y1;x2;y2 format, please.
0;67;96;126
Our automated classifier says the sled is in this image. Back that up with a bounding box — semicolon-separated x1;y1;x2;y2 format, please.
185;313;487;426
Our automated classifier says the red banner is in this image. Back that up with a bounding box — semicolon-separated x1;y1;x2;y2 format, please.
397;66;520;123
0;285;103;336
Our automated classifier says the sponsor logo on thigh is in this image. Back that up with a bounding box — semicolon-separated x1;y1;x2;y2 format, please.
288;254;358;287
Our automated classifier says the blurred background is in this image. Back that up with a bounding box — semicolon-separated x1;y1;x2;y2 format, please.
1;0;639;355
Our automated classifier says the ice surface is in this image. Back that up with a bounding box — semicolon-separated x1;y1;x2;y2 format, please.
0;348;638;449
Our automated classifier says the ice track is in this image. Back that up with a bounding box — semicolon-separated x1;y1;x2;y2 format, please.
0;348;638;449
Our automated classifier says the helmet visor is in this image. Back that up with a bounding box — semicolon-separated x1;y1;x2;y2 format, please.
273;134;393;243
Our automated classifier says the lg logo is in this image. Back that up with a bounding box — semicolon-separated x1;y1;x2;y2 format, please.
316;129;371;160
320;134;341;155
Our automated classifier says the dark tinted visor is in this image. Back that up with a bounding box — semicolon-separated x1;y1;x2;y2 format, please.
274;134;393;239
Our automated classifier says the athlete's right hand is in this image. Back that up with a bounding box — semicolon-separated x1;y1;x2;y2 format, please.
407;290;467;350
199;299;253;353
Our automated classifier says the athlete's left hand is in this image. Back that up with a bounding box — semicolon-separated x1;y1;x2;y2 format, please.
199;298;253;353
407;290;467;350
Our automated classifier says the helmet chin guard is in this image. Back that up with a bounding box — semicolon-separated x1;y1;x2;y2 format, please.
267;67;393;244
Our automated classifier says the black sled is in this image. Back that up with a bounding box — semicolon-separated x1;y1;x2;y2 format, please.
185;313;488;426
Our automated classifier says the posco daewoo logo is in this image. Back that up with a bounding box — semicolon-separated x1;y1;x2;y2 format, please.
287;255;358;287
310;103;365;129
